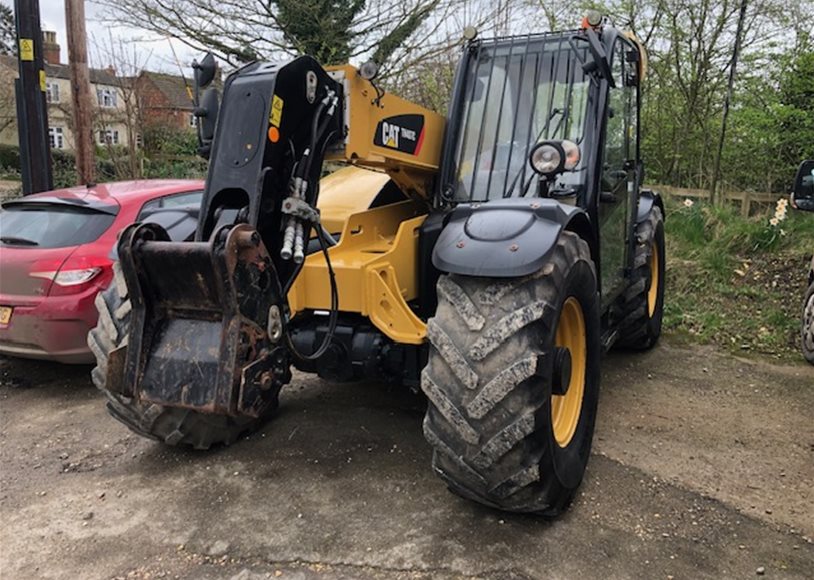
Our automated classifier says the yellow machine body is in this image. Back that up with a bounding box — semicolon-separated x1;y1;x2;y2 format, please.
314;166;392;234
284;64;447;345
289;168;428;344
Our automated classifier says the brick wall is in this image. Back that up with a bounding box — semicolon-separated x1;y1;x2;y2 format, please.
135;76;193;132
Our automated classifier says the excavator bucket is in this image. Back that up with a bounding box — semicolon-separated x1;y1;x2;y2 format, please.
104;222;290;418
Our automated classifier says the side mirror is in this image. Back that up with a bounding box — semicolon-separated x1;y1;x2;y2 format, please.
792;159;814;212
193;53;217;91
195;87;220;159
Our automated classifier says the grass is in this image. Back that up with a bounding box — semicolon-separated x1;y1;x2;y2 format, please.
663;194;814;361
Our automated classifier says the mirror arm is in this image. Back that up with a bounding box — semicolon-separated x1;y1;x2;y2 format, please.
570;31;614;87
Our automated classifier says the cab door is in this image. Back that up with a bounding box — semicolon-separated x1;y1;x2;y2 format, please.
598;37;637;308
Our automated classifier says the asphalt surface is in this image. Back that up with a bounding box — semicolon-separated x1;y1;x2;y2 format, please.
0;341;812;579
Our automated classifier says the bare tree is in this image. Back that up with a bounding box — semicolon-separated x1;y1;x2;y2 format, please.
0;71;15;133
96;0;450;68
710;0;748;204
91;33;152;179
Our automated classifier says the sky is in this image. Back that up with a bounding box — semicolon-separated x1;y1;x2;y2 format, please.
36;0;198;75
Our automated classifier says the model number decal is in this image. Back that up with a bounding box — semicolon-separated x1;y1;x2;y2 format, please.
374;114;425;155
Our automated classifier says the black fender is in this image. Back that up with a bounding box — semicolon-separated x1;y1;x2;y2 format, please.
637;189;665;224
432;198;592;278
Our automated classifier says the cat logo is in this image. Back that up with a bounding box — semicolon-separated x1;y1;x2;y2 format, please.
382;122;401;149
374;114;425;155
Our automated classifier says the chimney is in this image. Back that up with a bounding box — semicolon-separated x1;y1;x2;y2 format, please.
42;30;60;65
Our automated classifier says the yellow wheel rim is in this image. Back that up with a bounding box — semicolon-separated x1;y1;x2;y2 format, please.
551;297;587;448
647;241;659;317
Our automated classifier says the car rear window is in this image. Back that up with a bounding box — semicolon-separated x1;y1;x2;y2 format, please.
136;191;203;243
138;191;203;215
140;210;199;242
0;204;116;249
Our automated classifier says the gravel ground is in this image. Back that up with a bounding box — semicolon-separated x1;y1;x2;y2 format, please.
0;340;812;579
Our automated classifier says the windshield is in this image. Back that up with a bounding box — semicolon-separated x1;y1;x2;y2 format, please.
452;34;592;202
0;204;115;248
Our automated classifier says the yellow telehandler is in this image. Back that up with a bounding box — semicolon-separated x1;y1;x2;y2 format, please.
89;16;665;515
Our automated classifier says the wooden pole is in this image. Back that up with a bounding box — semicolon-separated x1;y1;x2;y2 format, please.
64;0;95;184
13;0;53;193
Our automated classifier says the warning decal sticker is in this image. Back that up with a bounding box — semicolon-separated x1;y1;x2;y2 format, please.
270;94;284;127
19;38;34;61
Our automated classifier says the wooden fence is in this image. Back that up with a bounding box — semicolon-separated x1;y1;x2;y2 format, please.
648;184;781;217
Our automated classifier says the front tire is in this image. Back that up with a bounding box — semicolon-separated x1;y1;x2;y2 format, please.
615;206;665;349
88;263;275;449
421;231;600;516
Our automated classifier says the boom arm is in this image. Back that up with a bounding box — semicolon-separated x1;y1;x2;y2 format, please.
325;64;444;200
195;58;443;266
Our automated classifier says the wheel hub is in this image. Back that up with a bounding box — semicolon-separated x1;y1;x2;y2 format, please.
552;347;572;396
551;297;587;448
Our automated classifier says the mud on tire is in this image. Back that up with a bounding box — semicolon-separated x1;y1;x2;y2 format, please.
88;263;273;449
615;206;665;350
421;231;600;516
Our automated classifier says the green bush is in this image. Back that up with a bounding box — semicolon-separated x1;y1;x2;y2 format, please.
142;125;198;156
0;143;20;170
0;144;118;188
663;195;814;358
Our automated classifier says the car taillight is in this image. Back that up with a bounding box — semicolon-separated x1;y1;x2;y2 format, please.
30;256;112;296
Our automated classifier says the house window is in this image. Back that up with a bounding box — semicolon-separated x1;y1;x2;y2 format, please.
96;88;117;108
46;82;60;103
98;130;120;145
48;127;64;149
189;113;197;127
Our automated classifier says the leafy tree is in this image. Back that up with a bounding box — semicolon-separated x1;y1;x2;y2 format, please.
274;0;366;64
776;46;814;168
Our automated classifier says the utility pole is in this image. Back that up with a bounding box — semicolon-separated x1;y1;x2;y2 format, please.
14;0;53;194
710;0;748;206
65;0;95;184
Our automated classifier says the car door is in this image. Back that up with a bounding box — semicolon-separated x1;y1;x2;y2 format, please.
598;37;636;308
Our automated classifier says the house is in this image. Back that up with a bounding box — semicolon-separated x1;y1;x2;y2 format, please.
0;31;134;153
135;71;197;132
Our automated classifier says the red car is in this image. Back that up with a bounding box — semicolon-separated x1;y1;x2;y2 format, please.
0;179;204;363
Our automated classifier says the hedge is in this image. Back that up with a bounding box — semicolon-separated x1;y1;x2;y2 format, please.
1;143;120;188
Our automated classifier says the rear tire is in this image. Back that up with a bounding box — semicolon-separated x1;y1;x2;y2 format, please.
615;206;665;350
802;282;814;365
421;231;600;516
88;263;273;449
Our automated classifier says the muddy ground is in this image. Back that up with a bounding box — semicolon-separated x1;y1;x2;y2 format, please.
1;341;812;579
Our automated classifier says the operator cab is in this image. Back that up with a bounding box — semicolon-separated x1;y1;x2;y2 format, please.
445;32;594;203
440;25;641;210
436;22;645;307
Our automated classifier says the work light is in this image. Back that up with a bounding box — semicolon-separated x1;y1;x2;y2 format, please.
529;139;580;176
530;142;563;175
